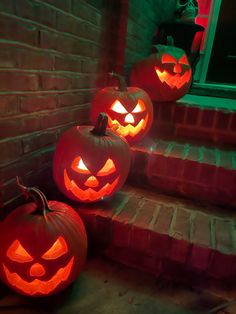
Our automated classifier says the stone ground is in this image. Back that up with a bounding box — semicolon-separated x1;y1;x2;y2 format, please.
0;256;236;314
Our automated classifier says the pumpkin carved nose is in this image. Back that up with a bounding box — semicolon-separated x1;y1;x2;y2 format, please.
30;263;46;277
85;176;99;187
125;113;134;124
173;63;182;74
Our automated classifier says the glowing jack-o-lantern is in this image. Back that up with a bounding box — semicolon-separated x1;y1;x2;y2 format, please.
90;73;153;144
0;178;87;297
53;113;131;203
130;38;192;102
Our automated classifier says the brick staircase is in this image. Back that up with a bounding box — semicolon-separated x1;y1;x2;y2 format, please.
76;97;236;287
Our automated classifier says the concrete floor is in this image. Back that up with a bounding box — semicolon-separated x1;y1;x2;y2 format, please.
0;256;235;314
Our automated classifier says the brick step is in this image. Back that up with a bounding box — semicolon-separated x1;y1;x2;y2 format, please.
77;185;236;287
151;99;236;147
129;137;236;208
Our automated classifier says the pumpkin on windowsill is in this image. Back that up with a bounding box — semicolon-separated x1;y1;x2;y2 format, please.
130;37;192;102
53;113;131;203
0;178;87;297
90;72;153;144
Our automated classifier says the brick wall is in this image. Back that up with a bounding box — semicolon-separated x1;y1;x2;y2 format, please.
125;0;176;77
0;0;118;209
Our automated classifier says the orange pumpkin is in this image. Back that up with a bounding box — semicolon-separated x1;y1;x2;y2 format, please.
53;113;131;203
130;39;192;102
90;73;153;144
0;178;87;297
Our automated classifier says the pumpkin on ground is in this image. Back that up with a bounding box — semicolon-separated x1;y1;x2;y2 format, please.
0;178;87;297
53;113;131;203
130;37;192;102
90;73;153;144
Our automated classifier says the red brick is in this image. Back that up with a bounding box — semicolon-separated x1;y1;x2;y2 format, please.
202;147;217;165
44;0;71;11
17;49;54;70
173;105;186;123
0;16;38;46
189;246;211;271
185;107;199;125
71;75;93;89
198;164;216;186
215;218;233;254
0;96;18;116
56;12;84;35
72;1;101;26
230;113;236;131
216;168;236;189
164;157;184;178
41;109;72;129
209;252;235;278
186;145;200;161
16;0;56;28
215;111;231;131
200;109;216;128
22;131;57;153
55;56;82;72
182;159;199;182
41;75;72;90
147;154;167;177
159;102;174;122
40;29;58;50
0;140;22;165
219;151;233;169
0;47;17;68
192;212;211;247
114;195;140;223
170;143;185;159
0;0;14;13
112;221;131;247
58;93;81;107
81;59;100;73
0;72;38;91
20;95;57;113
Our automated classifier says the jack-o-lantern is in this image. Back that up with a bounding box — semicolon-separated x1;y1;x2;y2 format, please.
53;113;131;203
90;73;153;144
130;37;192;102
0;178;87;297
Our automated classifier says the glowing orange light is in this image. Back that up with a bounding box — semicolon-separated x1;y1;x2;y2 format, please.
42;237;68;260
29;263;46;277
179;54;189;65
97;158;116;176
84;176;99;188
155;67;192;89
111;100;127;114
64;169;120;202
71;157;90;174
7;240;33;263
109;114;149;137
125;113;135;124
3;257;74;296
132;100;145;113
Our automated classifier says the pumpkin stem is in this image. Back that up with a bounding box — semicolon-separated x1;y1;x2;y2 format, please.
109;72;127;91
91;112;108;136
16;176;52;216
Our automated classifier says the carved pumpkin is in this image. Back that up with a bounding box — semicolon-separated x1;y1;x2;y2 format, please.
90;73;153;144
53;113;131;203
0;178;87;297
130;38;192;102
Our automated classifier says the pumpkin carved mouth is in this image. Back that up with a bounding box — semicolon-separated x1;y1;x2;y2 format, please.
108;114;149;137
64;169;120;202
3;257;74;295
155;67;192;89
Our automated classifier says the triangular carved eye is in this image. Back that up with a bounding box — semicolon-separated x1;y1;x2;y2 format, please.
7;240;33;263
132;100;145;113
71;157;91;174
42;237;68;260
161;54;176;64
97;158;116;176
179;54;189;65
111;100;127;114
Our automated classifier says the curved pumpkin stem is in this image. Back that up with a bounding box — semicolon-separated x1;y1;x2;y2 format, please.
109;72;127;92
16;177;52;216
91;112;108;136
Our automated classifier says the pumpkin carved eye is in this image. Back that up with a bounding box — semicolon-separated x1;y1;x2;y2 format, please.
97;158;116;176
179;54;189;65
161;54;176;64
71;157;90;174
132;100;145;113
42;237;68;260
7;240;33;263
111;100;127;114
